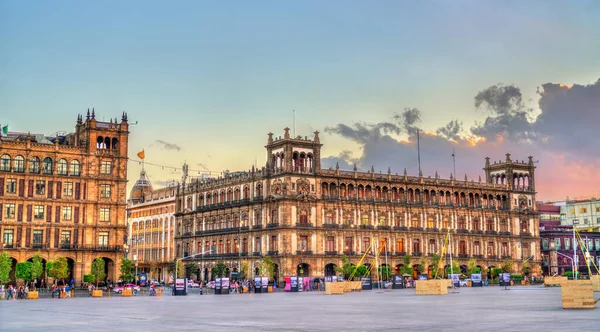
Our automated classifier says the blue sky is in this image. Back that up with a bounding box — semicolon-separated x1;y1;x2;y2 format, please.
1;1;599;199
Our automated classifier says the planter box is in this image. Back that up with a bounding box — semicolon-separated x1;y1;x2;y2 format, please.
92;290;103;297
27;291;39;300
446;280;453;289
591;275;600;292
544;276;567;287
344;281;362;292
122;289;133;297
416;280;448;295
325;282;345;295
561;280;595;309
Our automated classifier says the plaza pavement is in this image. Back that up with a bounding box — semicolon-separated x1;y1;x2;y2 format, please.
1;286;598;331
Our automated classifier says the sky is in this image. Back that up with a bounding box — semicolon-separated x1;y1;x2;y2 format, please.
1;0;599;201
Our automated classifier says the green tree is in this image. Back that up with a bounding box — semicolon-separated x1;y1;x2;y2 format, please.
377;266;391;281
256;257;275;280
501;259;514;273
521;260;531;275
211;260;227;279
149;260;157;280
16;262;33;285
355;265;368;277
185;262;199;279
30;253;44;288
240;261;249;279
47;257;69;284
417;257;428;274
491;267;503;279
0;252;13;285
335;255;357;280
176;260;185;278
446;261;461;276
90;257;106;287
119;256;134;283
466;259;478;277
430;254;441;278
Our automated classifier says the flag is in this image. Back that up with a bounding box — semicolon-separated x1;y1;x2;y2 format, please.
1;124;7;136
137;149;145;159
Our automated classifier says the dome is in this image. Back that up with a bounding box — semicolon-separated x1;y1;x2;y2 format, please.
129;170;153;203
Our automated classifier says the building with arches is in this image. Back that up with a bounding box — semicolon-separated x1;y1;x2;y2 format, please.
0;110;129;286
127;171;177;283
174;128;540;283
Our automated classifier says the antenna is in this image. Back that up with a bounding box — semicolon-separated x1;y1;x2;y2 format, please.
417;129;421;175
452;147;456;179
293;110;296;138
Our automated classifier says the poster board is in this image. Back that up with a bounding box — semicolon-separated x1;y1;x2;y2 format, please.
291;276;298;292
254;277;262;293
361;277;372;290
449;274;460;288
298;277;304;291
471;274;483;287
221;277;230;295
500;273;511;287
174;278;187;296
261;277;269;291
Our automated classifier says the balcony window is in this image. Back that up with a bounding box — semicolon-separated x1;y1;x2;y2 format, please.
299;236;308;251
70;160;81;176
98;232;109;247
34;205;44;220
100;208;110;222
33;230;43;246
57;159;68;175
35;180;46;195
42;157;53;174
3;229;14;246
13;155;25;172
0;154;10;171
6;179;16;194
327;236;335;252
61;231;71;246
5;203;15;219
29;157;40;173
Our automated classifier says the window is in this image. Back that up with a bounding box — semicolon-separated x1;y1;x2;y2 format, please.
270;235;277;251
486;219;494;231
326;236;335;252
3;230;14;246
6;179;16;194
443;217;450;229
0;154;10;171
5;203;15;218
13;155;25;172
29;157;40;173
34;205;44;219
427;217;435;229
60;231;71;246
35;180;46;195
428;239;436;254
542;239;549;250
473;241;481;255
500;219;509;232
595;239;600;251
70;160;81;176
564;238;571;250
42;157;53;174
325;213;333;224
271;209;278;223
100;208;110;222
487;242;495;256
33;230;42;244
63;182;73;196
413;239;421;253
57;159;68;175
363;237;371;253
457;217;466;230
473;218;480;231
458;241;466;255
411;216;419;228
98;232;109;247
62;206;72;221
255;237;261;253
396;238;404;252
580;207;587;214
345;237;353;252
100;184;111;198
299;236;308;251
299;212;308;224
501;242;509;256
100;161;112;175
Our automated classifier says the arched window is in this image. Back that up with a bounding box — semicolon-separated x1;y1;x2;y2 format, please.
111;138;118;150
29;157;40;173
70;160;81;176
0;154;11;171
13;155;25;172
104;137;111;150
96;136;105;149
57;159;68;175
42;157;53;174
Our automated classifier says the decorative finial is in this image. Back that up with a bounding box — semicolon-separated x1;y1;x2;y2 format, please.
284;127;290;139
371;165;375;173
387;167;391;174
435;171;438;178
404;168;407;176
91;108;95;119
419;169;423;177
464;174;468;181
86;108;90;120
478;175;482;182
353;164;357;171
450;172;453;180
314;131;320;143
336;162;339;170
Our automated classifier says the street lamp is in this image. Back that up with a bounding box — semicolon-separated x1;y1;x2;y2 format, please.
572;219;579;280
175;249;215;282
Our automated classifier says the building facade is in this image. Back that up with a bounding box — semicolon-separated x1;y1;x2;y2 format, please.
540;203;600;276
175;128;540;282
560;198;600;231
0;110;129;285
127;170;176;283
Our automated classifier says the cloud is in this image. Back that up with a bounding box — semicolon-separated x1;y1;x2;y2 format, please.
155;139;181;151
322;78;600;201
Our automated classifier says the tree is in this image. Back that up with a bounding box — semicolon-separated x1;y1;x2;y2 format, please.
521;260;531;275
0;252;13;285
466;259;478;277
176;260;185;278
185;262;199;279
378;266;391;281
446;261;461;276
256;257;275;280
30;253;44;288
211;260;227;279
417;257;428;274
240;261;249;280
119;256;134;283
491;267;503;279
90;257;106;287
501;259;514;273
16;262;33;285
335;255;356;280
47;257;69;284
149;260;157;280
430;254;441;278
355;265;368;277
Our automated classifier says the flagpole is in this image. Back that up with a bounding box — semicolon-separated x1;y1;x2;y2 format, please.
452;147;456;178
293;110;295;138
417;129;421;175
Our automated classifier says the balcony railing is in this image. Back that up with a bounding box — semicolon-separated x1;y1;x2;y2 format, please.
342;251;356;256
485;230;498;236
395;251;407;256
499;232;512;236
456;229;469;234
296;250;313;255
412;252;423;257
253;224;263;230
267;250;279;256
360;225;374;230
296;223;313;228
252;252;261;256
520;232;533;237
425;228;438;233
324;251;338;256
472;254;484;259
323;223;339;229
266;223;279;229
377;225;391;230
409;227;423;232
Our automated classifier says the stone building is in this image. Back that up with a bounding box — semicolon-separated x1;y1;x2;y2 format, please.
0;110;129;285
127;170;176;283
174;128;539;282
559;198;600;231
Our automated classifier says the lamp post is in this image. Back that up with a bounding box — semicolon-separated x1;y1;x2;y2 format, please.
175;249;214;283
572;219;579;280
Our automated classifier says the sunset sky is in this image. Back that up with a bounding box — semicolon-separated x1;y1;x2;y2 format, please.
1;1;599;201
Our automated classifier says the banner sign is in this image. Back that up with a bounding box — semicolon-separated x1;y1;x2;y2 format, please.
175;278;185;291
261;277;269;290
221;277;230;290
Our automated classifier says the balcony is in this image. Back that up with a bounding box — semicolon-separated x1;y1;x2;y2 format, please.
412;252;423;257
394;226;408;231
60;244;73;250
253;224;263;230
457;254;470;259
359;225;374;230
395;251;407;256
472;254;484;259
520;232;533;238
323;223;339;229
252;252;261;257
499;232;512;236
3;244;14;249
501;255;512;259
425;228;438;233
377;225;391;231
324;251;338;256
456;229;469;234
409;227;423;232
473;230;484;235
485;230;498;236
266;223;279;229
296;223;314;229
487;255;498;260
267;250;279;256
343;251;356;256
296;250;313;255
31;244;46;249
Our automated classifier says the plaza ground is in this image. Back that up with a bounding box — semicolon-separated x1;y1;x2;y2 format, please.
1;286;598;331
